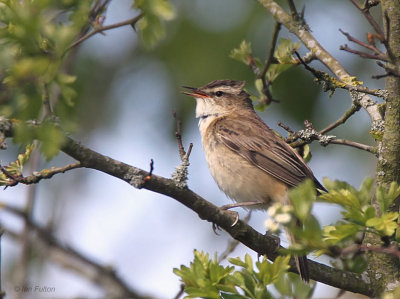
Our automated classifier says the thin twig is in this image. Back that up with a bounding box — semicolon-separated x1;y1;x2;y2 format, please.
66;13;143;51
171;111;193;187
349;0;396;63
320;104;361;135
295;51;387;98
287;0;298;18
278;122;296;135
1;161;82;187
260;22;281;83
339;29;387;61
328;138;376;154
258;22;281;105
173;284;185;299
349;0;385;41
340;44;388;61
137;159;155;188
282;120;377;155
173;110;186;160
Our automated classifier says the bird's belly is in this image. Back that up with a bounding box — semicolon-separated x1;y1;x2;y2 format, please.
203;143;288;208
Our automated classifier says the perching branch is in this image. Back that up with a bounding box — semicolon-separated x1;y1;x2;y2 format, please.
0;118;375;296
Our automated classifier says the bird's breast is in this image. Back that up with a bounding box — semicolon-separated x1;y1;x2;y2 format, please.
200;127;288;207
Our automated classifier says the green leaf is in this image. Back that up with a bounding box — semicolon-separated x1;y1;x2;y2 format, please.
366;212;399;236
289;179;316;222
230;40;252;65
301;144;311;163
173;250;236;299
220;292;248;299
274;38;300;64
265;63;292;82
134;0;175;47
322;178;357;193
357;177;375;205
37;122;65;160
17;144;35;166
322;223;360;244
376;182;400;213
319;189;360;210
256;255;290;286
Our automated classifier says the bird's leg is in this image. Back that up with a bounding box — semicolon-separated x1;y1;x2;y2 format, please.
219;201;265;227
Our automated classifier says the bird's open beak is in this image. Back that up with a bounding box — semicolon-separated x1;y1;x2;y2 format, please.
181;86;210;98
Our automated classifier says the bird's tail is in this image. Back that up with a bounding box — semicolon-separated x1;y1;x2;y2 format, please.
286;229;310;283
295;254;310;283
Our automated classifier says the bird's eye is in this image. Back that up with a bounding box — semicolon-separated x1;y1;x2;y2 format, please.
215;91;224;97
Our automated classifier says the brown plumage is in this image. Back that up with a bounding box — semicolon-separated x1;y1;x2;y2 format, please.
183;79;326;282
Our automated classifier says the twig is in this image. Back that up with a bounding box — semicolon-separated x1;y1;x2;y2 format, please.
349;0;385;41
40;82;53;118
137;159;154;188
278;122;296;135
320;104;361;135
258;22;281;105
283;120;377;155
295;51;387;98
287;0;298;18
328;138;376;154
0;161;82;187
171;111;193;188
66;13;143;51
340;44;388;61
349;0;396;62
173;284;185;299
339;29;387;61
173;110;186;160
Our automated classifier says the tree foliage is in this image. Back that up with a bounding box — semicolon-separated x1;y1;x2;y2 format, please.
1;0;400;298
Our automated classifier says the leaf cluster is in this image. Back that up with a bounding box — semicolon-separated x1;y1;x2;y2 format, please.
0;143;34;185
230;38;300;111
174;251;314;299
133;0;175;48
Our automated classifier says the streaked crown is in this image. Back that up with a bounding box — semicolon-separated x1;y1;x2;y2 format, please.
183;79;253;119
199;79;246;96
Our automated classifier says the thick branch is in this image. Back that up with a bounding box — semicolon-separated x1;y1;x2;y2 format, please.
0;119;375;295
60;137;374;295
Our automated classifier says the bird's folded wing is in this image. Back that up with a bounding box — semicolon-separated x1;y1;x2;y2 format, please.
214;116;319;189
